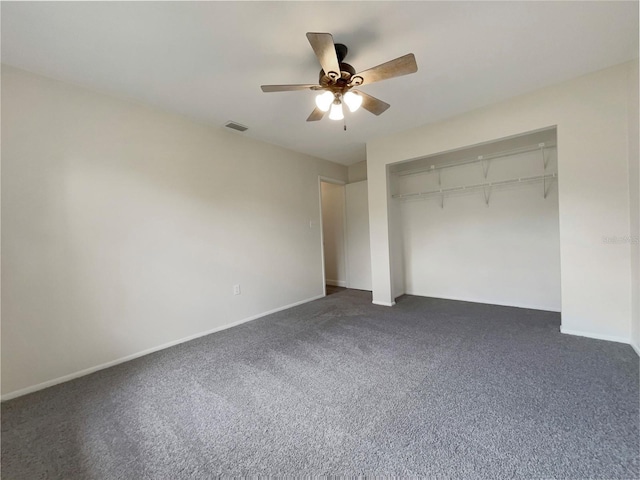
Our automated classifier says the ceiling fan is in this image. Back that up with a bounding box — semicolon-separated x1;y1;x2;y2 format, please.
261;33;418;123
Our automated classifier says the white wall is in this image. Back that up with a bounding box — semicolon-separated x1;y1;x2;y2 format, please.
321;182;347;287
368;61;636;342
1;66;347;398
629;60;640;353
394;148;561;311
345;181;372;291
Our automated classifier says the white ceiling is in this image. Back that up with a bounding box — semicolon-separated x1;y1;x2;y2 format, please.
2;2;638;166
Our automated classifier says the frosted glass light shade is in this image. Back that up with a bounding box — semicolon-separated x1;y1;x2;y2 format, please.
329;102;344;121
343;91;363;112
315;91;334;112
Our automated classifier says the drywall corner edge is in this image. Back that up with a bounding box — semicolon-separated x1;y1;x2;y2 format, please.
372;300;396;307
1;294;324;402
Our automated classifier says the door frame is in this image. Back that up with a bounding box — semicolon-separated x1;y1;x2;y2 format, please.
318;176;349;296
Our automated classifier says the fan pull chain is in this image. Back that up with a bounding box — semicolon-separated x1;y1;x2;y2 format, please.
343;118;347;132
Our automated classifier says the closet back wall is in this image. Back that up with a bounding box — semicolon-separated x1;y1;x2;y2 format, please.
1;66;347;398
394;149;561;311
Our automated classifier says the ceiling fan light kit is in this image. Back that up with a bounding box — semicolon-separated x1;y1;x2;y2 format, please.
343;91;363;113
329;100;344;121
315;91;334;112
261;32;418;125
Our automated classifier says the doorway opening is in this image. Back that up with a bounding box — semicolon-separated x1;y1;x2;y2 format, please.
319;179;347;296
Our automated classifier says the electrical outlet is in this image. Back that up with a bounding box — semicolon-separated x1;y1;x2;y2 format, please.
233;284;241;295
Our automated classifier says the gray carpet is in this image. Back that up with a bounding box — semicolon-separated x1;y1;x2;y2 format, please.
2;290;639;479
325;284;347;296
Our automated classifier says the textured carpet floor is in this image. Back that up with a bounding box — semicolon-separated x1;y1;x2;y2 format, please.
2;290;639;479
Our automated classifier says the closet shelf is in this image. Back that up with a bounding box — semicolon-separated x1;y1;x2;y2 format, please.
392;173;557;201
394;143;557;178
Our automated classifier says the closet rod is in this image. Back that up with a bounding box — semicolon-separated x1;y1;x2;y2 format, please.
394;143;557;177
392;173;557;199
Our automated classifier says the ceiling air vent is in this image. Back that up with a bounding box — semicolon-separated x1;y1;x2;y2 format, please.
224;121;248;132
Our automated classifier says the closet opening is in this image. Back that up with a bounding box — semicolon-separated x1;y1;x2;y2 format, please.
389;127;561;312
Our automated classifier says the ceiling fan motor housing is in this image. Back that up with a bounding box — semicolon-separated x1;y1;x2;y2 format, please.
319;62;356;86
319;43;359;92
334;43;348;63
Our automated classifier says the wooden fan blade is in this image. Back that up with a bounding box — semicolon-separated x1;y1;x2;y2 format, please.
353;53;418;86
306;32;340;78
354;90;391;116
307;107;326;122
261;84;318;92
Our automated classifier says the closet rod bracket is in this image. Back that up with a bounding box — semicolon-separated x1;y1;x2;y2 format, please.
484;185;492;206
540;143;549;170
480;156;491;179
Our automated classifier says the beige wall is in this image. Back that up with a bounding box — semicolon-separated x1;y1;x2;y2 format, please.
348;161;367;183
345;181;372;291
629;60;640;352
368;61;636;343
1;66;347;398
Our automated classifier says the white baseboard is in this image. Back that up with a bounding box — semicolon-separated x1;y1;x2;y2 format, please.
560;327;631;345
372;300;396;307
326;279;347;287
632;343;640;358
403;291;561;313
1;294;324;402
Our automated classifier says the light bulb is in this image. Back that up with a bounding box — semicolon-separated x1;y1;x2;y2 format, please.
343;91;363;112
315;91;334;112
329;101;344;121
